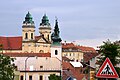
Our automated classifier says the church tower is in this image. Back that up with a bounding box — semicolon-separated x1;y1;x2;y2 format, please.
51;19;62;61
22;12;35;41
39;14;51;42
22;12;35;53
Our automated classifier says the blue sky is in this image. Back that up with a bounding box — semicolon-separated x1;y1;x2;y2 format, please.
0;0;120;48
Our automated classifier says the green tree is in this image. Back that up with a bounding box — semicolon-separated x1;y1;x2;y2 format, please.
0;44;3;53
97;40;120;78
98;40;120;66
48;74;61;80
0;53;15;80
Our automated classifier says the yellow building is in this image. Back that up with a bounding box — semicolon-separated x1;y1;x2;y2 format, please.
62;43;83;62
62;42;97;62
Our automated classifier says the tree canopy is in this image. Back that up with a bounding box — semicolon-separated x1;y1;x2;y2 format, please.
48;74;61;80
98;40;120;66
97;40;120;77
0;54;15;80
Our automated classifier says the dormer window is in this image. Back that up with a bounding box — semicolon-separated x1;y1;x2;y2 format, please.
40;66;43;68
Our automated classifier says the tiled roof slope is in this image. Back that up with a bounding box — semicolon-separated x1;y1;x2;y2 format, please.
62;43;75;48
62;62;85;80
0;36;47;50
0;36;96;53
83;52;98;62
62;43;96;53
0;36;22;50
77;46;96;53
3;53;51;57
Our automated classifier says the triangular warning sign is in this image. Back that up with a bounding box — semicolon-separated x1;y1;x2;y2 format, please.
96;57;119;78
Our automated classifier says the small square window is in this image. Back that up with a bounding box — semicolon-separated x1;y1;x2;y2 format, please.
40;66;43;68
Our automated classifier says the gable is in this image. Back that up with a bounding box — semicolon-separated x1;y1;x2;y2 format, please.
37;37;47;43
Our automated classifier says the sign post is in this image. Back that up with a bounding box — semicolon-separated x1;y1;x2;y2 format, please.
96;57;119;79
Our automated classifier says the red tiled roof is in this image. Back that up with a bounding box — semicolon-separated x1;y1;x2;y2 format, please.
62;56;71;62
0;36;44;50
77;46;96;53
62;42;96;53
62;43;75;48
62;62;85;80
3;53;51;57
62;43;80;52
83;53;99;62
0;36;96;53
0;36;22;50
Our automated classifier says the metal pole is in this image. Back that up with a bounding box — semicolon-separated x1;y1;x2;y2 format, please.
25;57;30;80
25;56;37;80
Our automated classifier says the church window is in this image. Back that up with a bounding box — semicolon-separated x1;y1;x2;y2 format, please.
25;33;28;39
31;33;33;39
24;51;28;53
47;34;49;41
39;50;44;53
70;53;71;56
55;50;58;55
31;51;34;53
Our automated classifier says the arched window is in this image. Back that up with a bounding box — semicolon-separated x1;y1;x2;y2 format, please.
70;53;71;56
24;51;28;53
31;51;34;53
31;33;33;39
47;34;49;41
55;50;58;55
39;50;44;53
25;33;28;39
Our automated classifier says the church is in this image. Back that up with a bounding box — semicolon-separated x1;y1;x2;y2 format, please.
0;12;98;80
0;12;62;80
0;12;60;53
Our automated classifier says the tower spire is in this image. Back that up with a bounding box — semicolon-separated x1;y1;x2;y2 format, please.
51;19;62;45
40;14;50;26
23;11;34;24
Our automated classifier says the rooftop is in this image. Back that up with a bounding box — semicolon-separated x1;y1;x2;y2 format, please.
3;53;51;57
62;42;96;53
0;36;49;50
62;62;86;80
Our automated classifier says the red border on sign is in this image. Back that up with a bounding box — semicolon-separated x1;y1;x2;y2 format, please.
96;57;119;78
